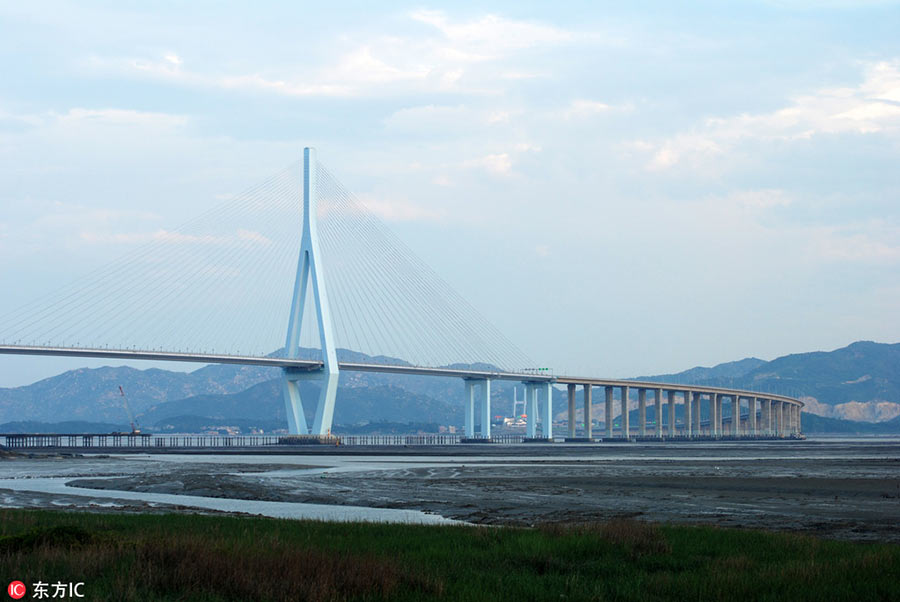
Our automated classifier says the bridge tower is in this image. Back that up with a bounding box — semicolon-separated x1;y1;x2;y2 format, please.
282;147;340;435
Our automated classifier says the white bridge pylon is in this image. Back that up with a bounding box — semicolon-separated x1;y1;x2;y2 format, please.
282;147;339;436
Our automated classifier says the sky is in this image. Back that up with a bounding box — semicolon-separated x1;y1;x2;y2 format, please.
1;1;899;386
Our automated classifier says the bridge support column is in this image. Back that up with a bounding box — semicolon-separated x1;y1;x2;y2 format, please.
683;391;692;438
620;386;630;438
788;404;795;435
776;400;784;437
778;401;788;437
749;397;757;436
525;383;538;438
464;378;491;438
715;394;723;436
464;380;476;438
584;385;592;439
605;386;614;438
541;381;553;439
693;391;701;435
567;384;577;438
719;393;726;436
283;375;309;435
782;401;788;437
481;379;492;438
774;399;780;436
762;399;771;436
654;388;663;438
732;396;740;437
667;390;676;437
638;389;647;437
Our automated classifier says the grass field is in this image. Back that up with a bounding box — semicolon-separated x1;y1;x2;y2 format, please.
1;509;898;601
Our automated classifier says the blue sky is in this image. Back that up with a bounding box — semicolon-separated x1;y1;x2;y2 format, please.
1;1;899;386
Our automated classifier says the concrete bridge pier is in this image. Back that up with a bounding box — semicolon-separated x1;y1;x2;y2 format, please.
523;381;552;441
565;383;593;442
584;385;593;439
638;388;647;437
605;386;614;438
772;401;784;437
481;380;492;438
567;383;576;439
541;381;553;439
620;386;630;438
464;378;491;439
691;392;703;437
733;395;740;437
749;397;757;436
785;402;793;436
654;388;663;438
525;382;538;438
715;394;723;437
464;379;475;437
683;390;692;438
667;390;676;437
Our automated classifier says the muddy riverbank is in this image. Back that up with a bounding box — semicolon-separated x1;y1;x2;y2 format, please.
2;440;899;540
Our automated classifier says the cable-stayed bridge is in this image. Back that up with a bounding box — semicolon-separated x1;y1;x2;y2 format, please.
0;148;802;441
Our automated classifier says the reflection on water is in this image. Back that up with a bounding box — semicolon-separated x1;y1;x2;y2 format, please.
0;477;459;525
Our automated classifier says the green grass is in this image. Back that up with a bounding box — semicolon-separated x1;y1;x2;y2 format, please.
1;509;898;601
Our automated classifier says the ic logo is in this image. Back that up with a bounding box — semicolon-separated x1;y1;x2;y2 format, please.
7;581;25;600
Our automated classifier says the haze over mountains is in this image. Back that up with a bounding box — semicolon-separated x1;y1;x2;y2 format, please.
0;341;897;434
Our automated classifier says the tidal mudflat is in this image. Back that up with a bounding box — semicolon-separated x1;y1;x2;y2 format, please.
1;438;898;541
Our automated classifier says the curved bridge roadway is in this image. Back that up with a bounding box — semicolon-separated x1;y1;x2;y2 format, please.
0;345;803;441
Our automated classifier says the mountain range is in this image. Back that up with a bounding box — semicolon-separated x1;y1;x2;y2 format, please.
0;341;897;434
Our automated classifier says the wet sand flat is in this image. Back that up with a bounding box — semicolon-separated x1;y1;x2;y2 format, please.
2;439;899;541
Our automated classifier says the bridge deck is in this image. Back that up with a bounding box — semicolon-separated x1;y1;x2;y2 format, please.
0;345;800;405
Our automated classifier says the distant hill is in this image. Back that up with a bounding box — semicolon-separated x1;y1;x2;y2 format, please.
0;363;277;424
801;412;900;435
638;341;900;423
142;379;459;430
635;357;766;384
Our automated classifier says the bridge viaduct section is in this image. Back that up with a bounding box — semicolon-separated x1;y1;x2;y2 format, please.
556;381;801;441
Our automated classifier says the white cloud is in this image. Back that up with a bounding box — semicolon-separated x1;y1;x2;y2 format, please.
640;60;900;169
673;190;900;266
218;74;352;97
410;9;575;57
564;99;613;119
86;12;585;99
807;223;900;264
465;152;512;175
487;110;511;124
